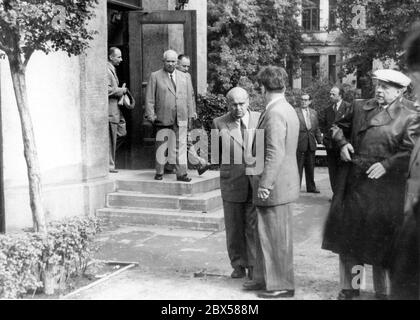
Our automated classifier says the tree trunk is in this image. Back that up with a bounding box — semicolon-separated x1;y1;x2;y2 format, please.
8;60;47;234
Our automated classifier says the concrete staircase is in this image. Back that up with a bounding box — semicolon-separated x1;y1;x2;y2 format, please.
98;170;225;231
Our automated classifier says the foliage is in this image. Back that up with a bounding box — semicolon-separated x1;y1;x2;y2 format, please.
0;0;99;65
0;233;42;299
196;93;228;135
0;217;101;298
207;0;303;95
336;0;420;74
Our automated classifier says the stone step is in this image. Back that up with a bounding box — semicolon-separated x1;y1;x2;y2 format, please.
107;189;223;212
114;170;220;196
97;207;225;232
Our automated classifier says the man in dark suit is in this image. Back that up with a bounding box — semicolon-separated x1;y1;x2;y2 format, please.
319;87;353;195
243;66;300;299
107;47;128;173
212;87;260;279
295;94;323;193
145;50;195;182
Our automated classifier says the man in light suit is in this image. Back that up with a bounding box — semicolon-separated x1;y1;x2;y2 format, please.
145;50;195;182
108;47;128;173
243;66;300;298
389;26;420;300
319;87;353;195
212;87;260;279
296;94;323;193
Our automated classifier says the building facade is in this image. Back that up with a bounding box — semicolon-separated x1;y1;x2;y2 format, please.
294;0;357;90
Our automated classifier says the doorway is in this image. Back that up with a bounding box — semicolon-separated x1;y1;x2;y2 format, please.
127;10;197;169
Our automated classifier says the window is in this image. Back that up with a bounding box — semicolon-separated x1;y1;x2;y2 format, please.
302;0;320;31
302;55;320;88
329;0;338;30
329;55;337;83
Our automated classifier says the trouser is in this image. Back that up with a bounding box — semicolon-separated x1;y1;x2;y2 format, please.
155;124;187;177
339;254;388;295
253;204;294;291
222;199;257;269
297;150;316;191
326;149;341;194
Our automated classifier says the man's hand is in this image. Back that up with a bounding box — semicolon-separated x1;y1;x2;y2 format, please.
122;83;128;94
366;163;386;179
340;143;354;162
257;187;270;201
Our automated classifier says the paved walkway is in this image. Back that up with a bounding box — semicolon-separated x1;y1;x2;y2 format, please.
66;168;377;300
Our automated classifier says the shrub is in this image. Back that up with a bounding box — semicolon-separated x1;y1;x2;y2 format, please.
0;216;101;298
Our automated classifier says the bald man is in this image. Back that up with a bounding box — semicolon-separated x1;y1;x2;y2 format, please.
145;50;195;182
212;87;260;280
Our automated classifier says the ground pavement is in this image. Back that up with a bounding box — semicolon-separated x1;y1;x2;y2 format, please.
66;167;379;300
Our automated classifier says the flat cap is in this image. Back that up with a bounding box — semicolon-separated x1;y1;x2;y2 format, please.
372;69;411;88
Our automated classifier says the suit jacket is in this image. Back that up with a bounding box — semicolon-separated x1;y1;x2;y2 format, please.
319;100;353;150
252;95;300;207
296;107;323;152
107;62;125;124
213;111;261;203
145;69;194;127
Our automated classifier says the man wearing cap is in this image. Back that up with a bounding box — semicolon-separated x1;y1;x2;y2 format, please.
322;69;420;300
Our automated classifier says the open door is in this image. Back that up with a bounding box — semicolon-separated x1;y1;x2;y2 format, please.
126;10;197;169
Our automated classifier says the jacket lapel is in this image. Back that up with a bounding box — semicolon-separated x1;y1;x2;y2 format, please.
108;63;119;86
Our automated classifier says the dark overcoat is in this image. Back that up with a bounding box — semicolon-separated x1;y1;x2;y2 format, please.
322;97;420;266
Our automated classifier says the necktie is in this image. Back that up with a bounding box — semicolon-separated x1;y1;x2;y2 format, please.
240;119;246;140
305;109;312;130
334;103;338;112
170;74;176;92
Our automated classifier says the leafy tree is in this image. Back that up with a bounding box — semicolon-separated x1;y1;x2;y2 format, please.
207;0;303;95
0;0;98;233
336;0;420;97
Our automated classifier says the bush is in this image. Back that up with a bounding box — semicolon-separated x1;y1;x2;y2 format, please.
0;217;101;298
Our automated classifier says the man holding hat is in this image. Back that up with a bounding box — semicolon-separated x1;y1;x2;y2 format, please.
322;69;420;300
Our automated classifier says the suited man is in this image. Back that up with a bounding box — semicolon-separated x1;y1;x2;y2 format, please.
389;27;420;300
145;50;195;182
296;94;323;193
108;47;128;173
176;54;211;175
319;86;353;194
212;87;260;279
243;66;300;299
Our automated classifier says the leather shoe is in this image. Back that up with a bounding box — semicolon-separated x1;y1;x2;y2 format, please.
197;164;211;176
177;174;192;182
337;289;360;300
231;266;246;278
307;189;320;194
154;174;163;181
242;280;265;291
109;169;118;173
257;290;295;299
